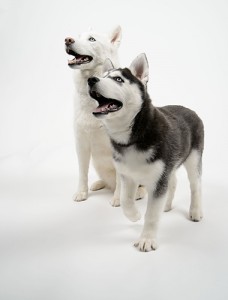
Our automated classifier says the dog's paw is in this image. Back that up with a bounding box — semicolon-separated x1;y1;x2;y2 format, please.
135;186;147;200
123;206;141;222
90;180;106;191
73;191;88;202
134;238;158;252
110;196;120;207
189;207;203;222
164;203;172;212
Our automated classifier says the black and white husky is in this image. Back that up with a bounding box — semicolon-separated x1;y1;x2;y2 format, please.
88;54;204;252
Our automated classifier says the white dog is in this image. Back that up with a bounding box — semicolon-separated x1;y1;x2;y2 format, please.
65;27;145;205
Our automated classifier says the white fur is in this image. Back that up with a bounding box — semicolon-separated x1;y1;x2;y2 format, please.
164;171;177;212
114;147;163;185
70;27;122;202
184;150;203;221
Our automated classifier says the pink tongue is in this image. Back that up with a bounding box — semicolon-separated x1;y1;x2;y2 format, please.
94;104;109;113
93;103;118;113
77;56;84;62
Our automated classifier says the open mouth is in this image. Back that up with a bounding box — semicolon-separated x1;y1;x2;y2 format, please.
90;90;123;115
66;48;93;66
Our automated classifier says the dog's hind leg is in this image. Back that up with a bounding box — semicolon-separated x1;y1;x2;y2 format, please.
92;152;121;207
164;171;177;212
92;159;116;191
184;150;203;222
90;180;106;191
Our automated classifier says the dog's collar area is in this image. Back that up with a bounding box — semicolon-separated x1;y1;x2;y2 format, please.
111;138;136;149
89;91;123;115
66;48;93;66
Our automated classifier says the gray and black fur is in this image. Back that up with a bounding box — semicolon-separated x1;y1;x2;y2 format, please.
110;67;204;197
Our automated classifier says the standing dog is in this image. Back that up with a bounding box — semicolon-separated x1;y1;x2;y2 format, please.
65;26;123;205
88;54;204;251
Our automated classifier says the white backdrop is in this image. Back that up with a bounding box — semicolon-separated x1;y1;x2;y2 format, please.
1;0;228;299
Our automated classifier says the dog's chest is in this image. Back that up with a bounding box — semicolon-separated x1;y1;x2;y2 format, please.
114;146;164;184
74;91;103;131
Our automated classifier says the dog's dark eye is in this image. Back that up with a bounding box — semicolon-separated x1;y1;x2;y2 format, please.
113;76;124;83
89;37;96;42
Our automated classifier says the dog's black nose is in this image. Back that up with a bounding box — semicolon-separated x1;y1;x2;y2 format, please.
88;77;100;87
65;37;75;46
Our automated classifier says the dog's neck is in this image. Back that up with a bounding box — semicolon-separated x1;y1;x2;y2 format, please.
104;98;156;149
103;117;134;145
80;66;104;79
72;66;104;112
75;65;102;87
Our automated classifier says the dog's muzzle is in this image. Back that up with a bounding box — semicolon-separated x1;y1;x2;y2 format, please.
65;39;93;67
88;78;123;116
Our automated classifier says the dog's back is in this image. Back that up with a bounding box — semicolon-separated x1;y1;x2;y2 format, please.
156;105;204;166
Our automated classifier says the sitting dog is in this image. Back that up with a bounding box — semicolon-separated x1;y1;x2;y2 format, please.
88;53;204;251
65;26;123;205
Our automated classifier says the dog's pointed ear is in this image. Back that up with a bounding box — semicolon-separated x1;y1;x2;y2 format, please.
103;58;114;73
129;53;149;85
109;26;122;47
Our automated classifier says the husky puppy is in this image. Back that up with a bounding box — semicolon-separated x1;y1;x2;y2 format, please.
88;54;204;251
65;26;123;204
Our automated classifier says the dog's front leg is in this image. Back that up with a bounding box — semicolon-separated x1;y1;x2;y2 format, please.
110;172;121;207
111;174;147;207
120;175;141;222
73;128;91;202
134;189;167;252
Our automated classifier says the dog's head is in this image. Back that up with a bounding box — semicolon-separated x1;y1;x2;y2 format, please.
65;26;121;70
88;53;149;120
